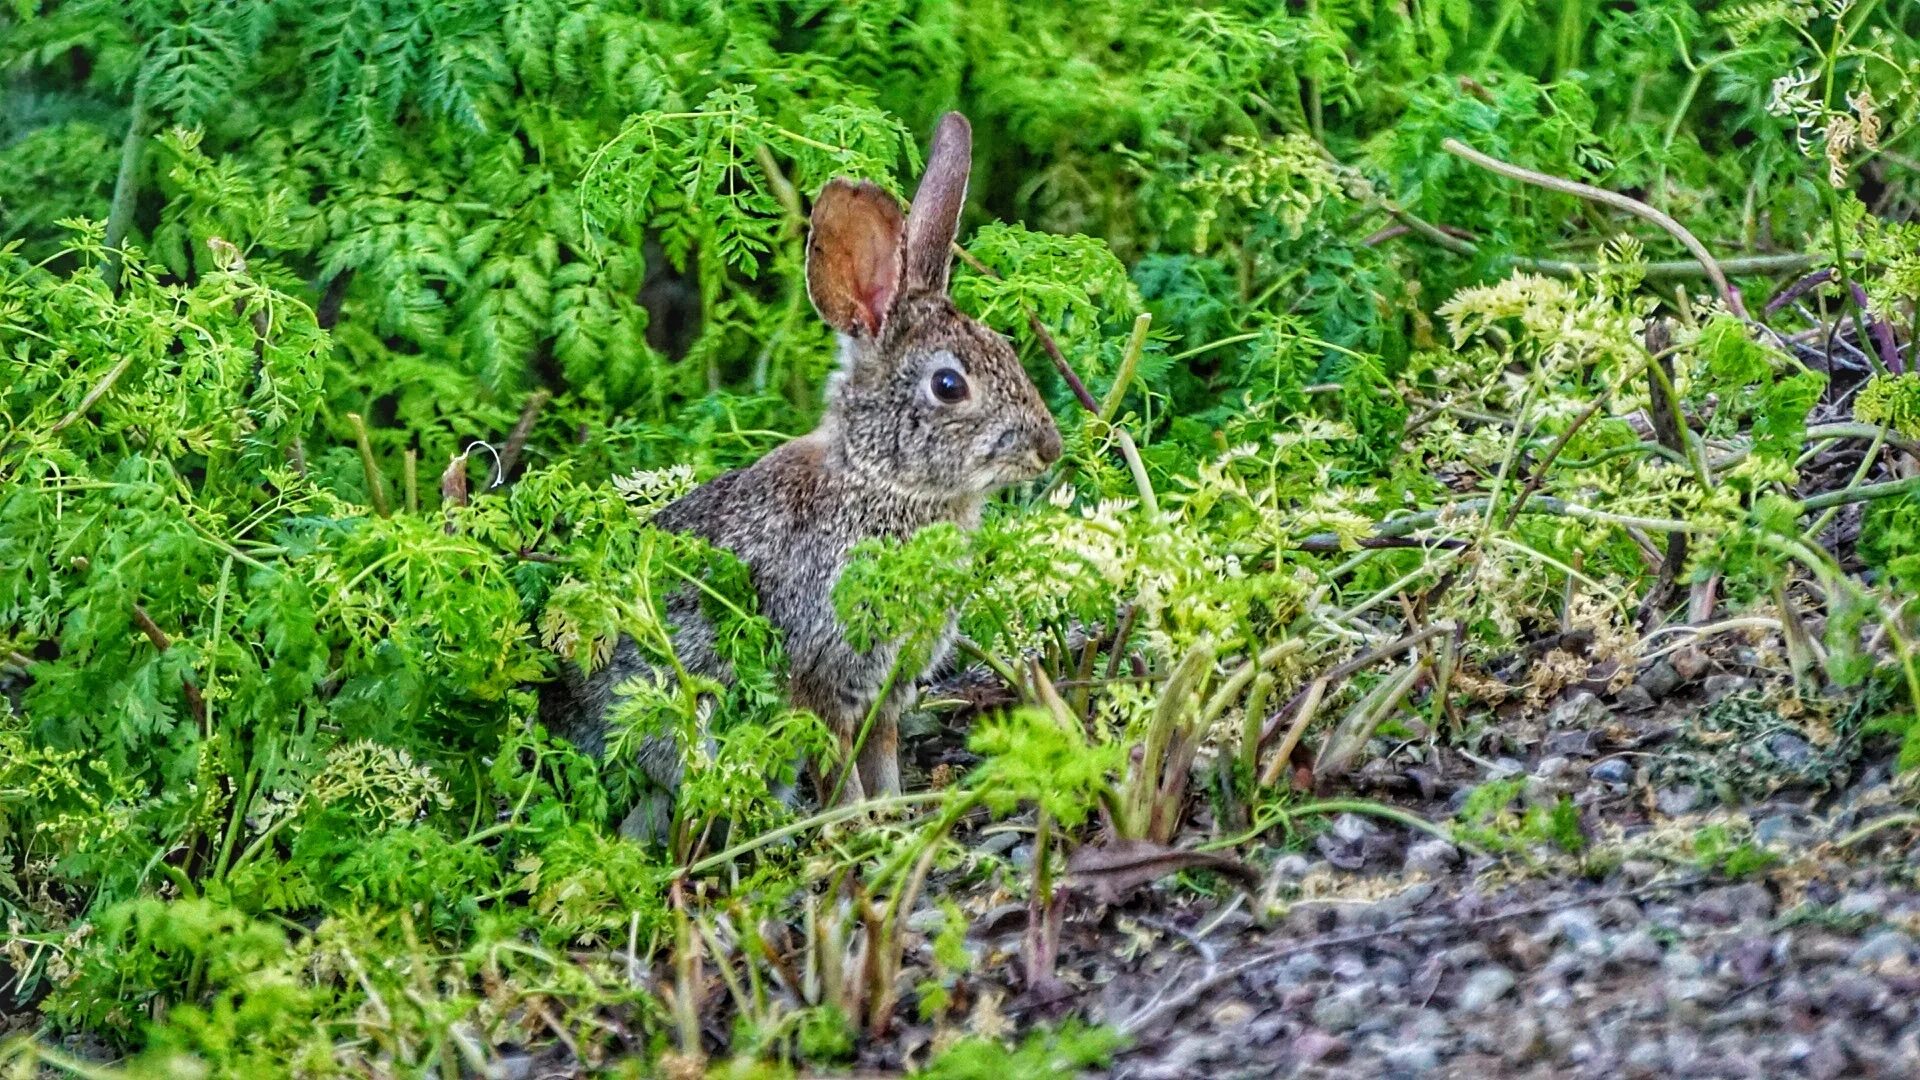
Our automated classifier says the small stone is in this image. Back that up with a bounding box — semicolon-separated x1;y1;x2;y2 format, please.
1544;729;1599;756
1598;897;1642;926
1589;758;1632;785
1405;838;1461;877
1823;971;1889;1011
1310;985;1375;1032
1291;1030;1347;1064
1662;949;1704;979
1210;999;1256;1028
1457;966;1517;1011
1849;930;1915;973
1836;891;1885;919
1656;785;1702;815
1543;907;1604;951
1329;813;1379;843
1549;691;1608;729
1611;930;1663;966
1806;1037;1851;1080
1330;952;1369;980
1623;1039;1667;1077
1612;685;1655;713
1439;941;1491;969
1532;982;1573;1010
1688;883;1773;924
905;907;946;933
1402;1009;1451;1041
1754;813;1812;849
1284;900;1336;935
1501;1011;1544;1062
1619;858;1664;883
1766;731;1812;767
1282;952;1328;982
1702;674;1752;699
1533;755;1575;780
1638;660;1684;699
977;831;1020;856
1383;1042;1441;1074
1672;646;1710;681
1268;853;1314;885
1664;977;1728;1008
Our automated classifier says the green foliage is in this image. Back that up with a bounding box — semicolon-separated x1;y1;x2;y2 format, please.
1692;823;1781;879
1856;373;1920;439
1452;778;1586;856
4;0;1920;1073
922;1020;1127;1079
970;707;1123;829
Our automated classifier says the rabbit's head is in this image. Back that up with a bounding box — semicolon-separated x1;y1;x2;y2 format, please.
805;113;1063;499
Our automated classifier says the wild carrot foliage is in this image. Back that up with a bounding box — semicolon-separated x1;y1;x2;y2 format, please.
3;0;1919;1073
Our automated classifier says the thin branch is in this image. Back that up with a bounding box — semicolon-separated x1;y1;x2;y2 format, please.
1378;495;1701;536
952;244;1099;413
49;355;136;434
1803;422;1920;459
131;605;206;723
1442;138;1748;319
1374;218;1834;282
1100;312;1154;422
494;388;551;485
1502;394;1607;527
1516;251;1829;282
1292;534;1468;553
1800;472;1920;512
1848;282;1905;374
1765;268;1836;316
102;78;150;294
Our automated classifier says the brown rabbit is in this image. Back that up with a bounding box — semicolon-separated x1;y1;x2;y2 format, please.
541;113;1063;840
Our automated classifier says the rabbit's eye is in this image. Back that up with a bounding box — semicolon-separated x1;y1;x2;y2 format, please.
930;367;969;404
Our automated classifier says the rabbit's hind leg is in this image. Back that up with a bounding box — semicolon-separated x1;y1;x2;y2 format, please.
618;785;676;845
854;705;901;798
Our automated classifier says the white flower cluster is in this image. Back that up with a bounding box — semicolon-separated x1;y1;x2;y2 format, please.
306;740;453;824
612;464;698;518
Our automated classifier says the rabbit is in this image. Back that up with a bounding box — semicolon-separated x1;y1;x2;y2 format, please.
539;112;1064;842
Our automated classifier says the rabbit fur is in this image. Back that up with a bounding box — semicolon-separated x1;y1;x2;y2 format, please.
539;112;1063;841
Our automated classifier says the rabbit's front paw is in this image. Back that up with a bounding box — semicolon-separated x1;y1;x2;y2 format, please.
618;788;675;847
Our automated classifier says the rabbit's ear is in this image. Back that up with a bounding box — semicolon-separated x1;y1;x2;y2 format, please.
807;179;906;337
903;112;971;295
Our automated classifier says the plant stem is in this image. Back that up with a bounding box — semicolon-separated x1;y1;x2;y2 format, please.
1100;312;1153;422
676;792;949;878
102;77;150;293
1502;393;1608;527
951;244;1099;413
1804;424;1886;541
1442;138;1746;318
1113;427;1160;517
346;412;390;517
48;356;136;434
1800;472;1920;512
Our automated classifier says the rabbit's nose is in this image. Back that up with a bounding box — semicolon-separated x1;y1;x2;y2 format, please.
1034;423;1063;465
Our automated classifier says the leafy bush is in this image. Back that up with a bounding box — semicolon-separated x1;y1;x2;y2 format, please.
4;0;1919;1074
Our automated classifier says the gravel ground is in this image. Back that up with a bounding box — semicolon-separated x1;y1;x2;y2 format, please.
1093;837;1920;1078
1010;667;1920;1079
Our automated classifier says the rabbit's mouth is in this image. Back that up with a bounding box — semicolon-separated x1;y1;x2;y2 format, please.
984;449;1052;487
976;430;1054;486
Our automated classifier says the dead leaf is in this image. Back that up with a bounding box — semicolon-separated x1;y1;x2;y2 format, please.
1065;839;1259;905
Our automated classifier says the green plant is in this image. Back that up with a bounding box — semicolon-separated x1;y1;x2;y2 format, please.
5;0;1920;1073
